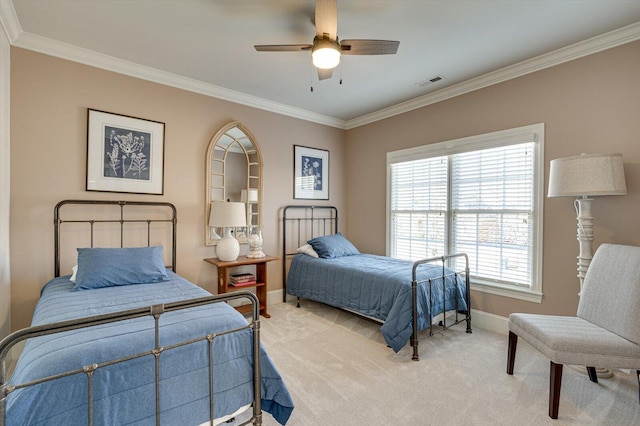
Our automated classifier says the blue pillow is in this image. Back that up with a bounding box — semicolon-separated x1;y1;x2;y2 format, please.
307;233;360;259
74;246;169;291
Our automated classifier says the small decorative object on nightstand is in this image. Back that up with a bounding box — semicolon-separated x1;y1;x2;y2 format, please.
247;229;265;258
204;255;277;318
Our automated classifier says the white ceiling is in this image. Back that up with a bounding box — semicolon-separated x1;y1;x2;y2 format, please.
3;1;640;128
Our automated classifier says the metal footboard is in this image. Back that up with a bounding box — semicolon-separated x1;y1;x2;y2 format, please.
0;292;262;426
410;253;472;361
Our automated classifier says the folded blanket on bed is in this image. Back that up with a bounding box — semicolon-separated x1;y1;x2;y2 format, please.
7;271;294;425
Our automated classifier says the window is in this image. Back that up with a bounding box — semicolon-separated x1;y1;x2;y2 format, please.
387;124;544;303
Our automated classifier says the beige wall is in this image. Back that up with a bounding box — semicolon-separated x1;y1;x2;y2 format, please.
9;40;640;332
345;40;640;318
1;25;11;341
10;48;346;331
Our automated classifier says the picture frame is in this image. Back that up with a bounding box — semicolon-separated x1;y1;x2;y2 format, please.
294;145;329;200
86;109;165;195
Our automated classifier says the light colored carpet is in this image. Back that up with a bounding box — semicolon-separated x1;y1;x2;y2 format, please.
259;300;640;426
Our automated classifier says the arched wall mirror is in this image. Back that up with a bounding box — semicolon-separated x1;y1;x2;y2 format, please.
205;122;262;246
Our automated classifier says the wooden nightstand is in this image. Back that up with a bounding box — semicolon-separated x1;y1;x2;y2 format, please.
203;255;277;318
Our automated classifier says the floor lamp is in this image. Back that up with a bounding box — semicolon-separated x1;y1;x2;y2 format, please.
548;152;627;378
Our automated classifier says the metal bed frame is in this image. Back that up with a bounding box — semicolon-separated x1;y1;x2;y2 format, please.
1;200;264;426
282;205;472;361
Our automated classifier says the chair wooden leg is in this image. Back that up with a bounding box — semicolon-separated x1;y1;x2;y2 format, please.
637;370;640;405
549;361;563;419
507;331;517;375
586;367;598;383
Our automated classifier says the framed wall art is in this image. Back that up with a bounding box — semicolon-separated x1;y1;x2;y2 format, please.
293;145;329;200
86;109;165;195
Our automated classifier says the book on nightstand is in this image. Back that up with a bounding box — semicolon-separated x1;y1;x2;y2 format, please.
230;280;257;287
230;273;256;286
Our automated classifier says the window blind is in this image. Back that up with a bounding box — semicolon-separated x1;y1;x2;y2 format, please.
450;143;534;286
390;157;447;261
388;138;538;289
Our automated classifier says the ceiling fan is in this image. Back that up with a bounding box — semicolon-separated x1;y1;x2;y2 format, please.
254;0;400;81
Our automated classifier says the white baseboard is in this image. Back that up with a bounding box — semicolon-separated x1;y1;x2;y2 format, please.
268;289;510;335
470;309;509;335
267;288;285;306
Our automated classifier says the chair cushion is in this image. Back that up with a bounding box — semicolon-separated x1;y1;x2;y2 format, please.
509;313;640;369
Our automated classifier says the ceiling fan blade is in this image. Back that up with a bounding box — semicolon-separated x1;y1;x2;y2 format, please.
315;0;338;40
317;67;334;81
254;44;312;52
340;39;400;55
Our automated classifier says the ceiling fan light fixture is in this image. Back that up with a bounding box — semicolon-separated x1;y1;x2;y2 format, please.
312;37;341;69
255;1;399;80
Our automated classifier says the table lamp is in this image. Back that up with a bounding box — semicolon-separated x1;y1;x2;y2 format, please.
209;201;246;261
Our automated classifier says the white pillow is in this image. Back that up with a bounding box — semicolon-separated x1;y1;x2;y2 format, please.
296;244;319;258
70;265;78;282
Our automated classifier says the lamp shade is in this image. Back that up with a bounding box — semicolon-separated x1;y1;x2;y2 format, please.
209;201;247;228
548;153;627;197
241;189;259;203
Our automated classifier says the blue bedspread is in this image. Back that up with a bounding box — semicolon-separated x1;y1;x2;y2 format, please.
7;271;294;425
287;254;468;352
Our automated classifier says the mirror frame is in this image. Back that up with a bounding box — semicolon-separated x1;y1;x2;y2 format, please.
205;121;263;246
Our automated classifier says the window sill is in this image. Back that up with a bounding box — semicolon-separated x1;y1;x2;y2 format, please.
470;280;542;303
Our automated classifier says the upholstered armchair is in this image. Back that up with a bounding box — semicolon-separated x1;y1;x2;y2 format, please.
506;243;640;419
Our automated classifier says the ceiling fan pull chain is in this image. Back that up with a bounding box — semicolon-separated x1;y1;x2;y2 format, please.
310;65;314;92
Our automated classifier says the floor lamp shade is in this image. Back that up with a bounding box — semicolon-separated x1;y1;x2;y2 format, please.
209;202;246;261
548;153;627;197
547;153;627;292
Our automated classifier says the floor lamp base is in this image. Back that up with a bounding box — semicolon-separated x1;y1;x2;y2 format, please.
571;199;613;380
569;365;614;379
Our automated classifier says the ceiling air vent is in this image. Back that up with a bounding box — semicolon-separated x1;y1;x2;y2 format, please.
415;75;445;87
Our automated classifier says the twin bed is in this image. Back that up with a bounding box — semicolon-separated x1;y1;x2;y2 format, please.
1;200;293;426
282;205;472;361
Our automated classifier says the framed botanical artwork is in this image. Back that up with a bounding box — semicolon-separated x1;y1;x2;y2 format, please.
294;145;329;200
86;109;165;195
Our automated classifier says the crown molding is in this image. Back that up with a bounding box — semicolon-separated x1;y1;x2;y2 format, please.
345;21;640;129
10;31;346;129
3;1;639;131
0;0;21;43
